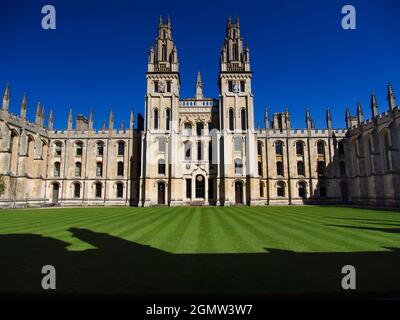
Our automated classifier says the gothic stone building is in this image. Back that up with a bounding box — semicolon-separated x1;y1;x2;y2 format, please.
0;17;399;208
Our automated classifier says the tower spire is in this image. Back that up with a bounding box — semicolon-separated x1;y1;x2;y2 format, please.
109;109;114;130
345;107;351;128
326;108;332;129
2;83;10;111
20;93;27;120
48;110;54;130
264;107;269;128
371;92;378;118
357;100;363;124
67;108;73;130
130;109;135;129
89;110;93;130
306;108;312;129
195;71;203;99
35;101;41;125
387;83;396;111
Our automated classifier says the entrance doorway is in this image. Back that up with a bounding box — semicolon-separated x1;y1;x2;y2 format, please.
157;182;165;205
195;175;205;199
52;183;59;204
235;181;243;204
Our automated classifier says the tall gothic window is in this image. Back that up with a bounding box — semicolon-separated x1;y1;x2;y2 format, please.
96;162;103;177
241;109;246;131
154;109;159;129
97;142;104;156
276;161;284;176
296;141;304;156
234;158;243;175
229;109;234;131
317;141;325;155
159;136;166;152
166;109;171;131
197;142;203;161
275;142;283;155
297;161;304;176
95;183;102;198
116;183;123;198
76;142;83;156
117;161;124;176
54;162;61;177
158;159;165;175
118;141;125;156
74;183;81;198
75;162;81;177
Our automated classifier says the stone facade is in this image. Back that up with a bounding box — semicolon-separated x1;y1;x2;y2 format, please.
0;17;398;208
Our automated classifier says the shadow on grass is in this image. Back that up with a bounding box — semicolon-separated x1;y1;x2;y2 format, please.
0;228;400;297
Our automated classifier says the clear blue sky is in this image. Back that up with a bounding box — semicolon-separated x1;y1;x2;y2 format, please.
1;0;399;130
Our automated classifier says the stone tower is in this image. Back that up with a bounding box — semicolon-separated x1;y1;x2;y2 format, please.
218;16;256;205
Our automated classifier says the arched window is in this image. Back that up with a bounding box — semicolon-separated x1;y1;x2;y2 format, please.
184;122;192;135
232;44;238;61
196;122;204;136
158;159;165;175
76;142;83;156
162;44;167;61
276;161;284;176
277;181;285;197
298;182;307;198
116;183;124;198
296;141;304;156
158;136;166;152
234;158;243;175
118;141;125;156
184;141;191;160
97;142;104;156
297;161;304;176
317;141;325;155
166;109;171;131
54;162;61;177
95;183;102;198
154;109;159;129
229;109;234;131
275;142;283;155
10;131;19;174
117;161;124;176
258;161;263;176
75;162;81;177
197;141;203;160
241;109;246;131
73;183;81;198
317;161;325;177
96;162;103;177
26;136;35;175
55;142;62;156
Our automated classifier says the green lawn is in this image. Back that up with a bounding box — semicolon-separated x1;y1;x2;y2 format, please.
0;205;399;296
